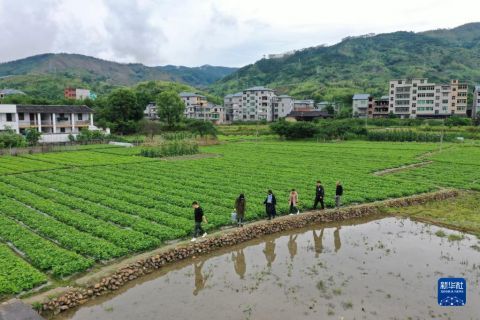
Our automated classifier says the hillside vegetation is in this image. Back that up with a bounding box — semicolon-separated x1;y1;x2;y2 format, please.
209;23;480;104
0;53;237;99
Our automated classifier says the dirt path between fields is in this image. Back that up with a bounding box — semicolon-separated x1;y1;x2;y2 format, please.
373;145;455;176
373;161;433;176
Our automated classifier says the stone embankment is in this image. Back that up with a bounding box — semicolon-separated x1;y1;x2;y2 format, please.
39;189;459;316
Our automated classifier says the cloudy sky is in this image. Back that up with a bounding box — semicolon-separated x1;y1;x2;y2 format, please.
0;0;478;67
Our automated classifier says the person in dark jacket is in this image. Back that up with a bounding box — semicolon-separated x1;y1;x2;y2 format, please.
335;181;343;208
263;190;277;220
234;194;246;227
191;201;207;241
313;180;325;210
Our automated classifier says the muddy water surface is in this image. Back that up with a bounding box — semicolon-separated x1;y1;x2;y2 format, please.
58;216;480;320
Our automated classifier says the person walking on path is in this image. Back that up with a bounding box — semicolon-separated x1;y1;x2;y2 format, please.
191;201;207;242
234;193;246;227
289;189;300;215
264;190;277;220
313;180;325;210
335;181;343;208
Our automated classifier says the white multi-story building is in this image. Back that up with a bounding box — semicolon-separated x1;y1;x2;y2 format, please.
473;85;480;119
224;87;323;122
180;92;225;124
352;94;372;118
224;92;242;122
388;79;468;118
273;95;294;119
0;104;97;142
143;102;158;120
239;86;276;121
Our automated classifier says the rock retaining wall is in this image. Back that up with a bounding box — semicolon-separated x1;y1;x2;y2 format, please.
39;189;459;315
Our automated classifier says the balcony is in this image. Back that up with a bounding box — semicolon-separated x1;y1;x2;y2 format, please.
18;121;37;128
56;121;71;128
76;120;90;126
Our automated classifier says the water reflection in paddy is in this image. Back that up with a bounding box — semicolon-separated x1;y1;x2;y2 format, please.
58;216;480;320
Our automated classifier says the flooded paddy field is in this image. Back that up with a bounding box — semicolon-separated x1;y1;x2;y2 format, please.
56;216;480;320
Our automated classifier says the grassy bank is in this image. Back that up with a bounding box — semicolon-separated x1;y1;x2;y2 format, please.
388;191;480;237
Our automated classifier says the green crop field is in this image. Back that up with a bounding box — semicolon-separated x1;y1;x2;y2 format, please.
0;141;479;296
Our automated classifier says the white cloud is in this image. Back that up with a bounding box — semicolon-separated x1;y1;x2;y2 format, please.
0;0;478;67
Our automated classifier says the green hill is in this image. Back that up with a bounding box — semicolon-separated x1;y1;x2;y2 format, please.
0;53;236;100
209;23;480;104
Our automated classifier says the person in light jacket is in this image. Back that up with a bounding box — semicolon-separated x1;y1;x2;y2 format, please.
289;189;300;215
234;193;246;227
263;190;277;220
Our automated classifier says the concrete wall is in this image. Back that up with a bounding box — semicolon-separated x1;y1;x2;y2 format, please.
0;104;18;132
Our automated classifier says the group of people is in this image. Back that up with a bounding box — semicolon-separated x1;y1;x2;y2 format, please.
191;181;344;241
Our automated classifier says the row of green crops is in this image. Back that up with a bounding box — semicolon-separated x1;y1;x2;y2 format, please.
0;140;478;295
0;212;93;276
0;156;62;175
0;243;47;295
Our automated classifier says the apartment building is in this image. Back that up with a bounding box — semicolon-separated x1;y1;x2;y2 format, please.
0;104;96;142
238;86;276;121
224;92;242;122
388;79;468;118
472;85;480;119
273;95;294;119
224;87;320;122
373;96;390;118
180;92;226;124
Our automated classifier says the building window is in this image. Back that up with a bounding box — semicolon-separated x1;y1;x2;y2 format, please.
6;113;13;122
60;128;66;133
18;113;24;121
78;114;83;121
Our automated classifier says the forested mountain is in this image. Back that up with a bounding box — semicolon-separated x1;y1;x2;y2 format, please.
0;53;236;100
209;23;480;104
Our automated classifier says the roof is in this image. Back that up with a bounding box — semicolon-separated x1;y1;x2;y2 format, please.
244;86;273;92
293;99;315;104
352;94;371;100
277;95;292;98
224;92;242;98
286;111;332;118
380;96;389;100
0;89;26;95
179;92;206;98
16;105;93;113
475;85;480;91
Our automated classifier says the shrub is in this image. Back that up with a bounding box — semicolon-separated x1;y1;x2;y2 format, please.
366;130;454;142
444;116;472;127
140;140;199;158
271;120;319;139
0;128;26;148
25;128;41;146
